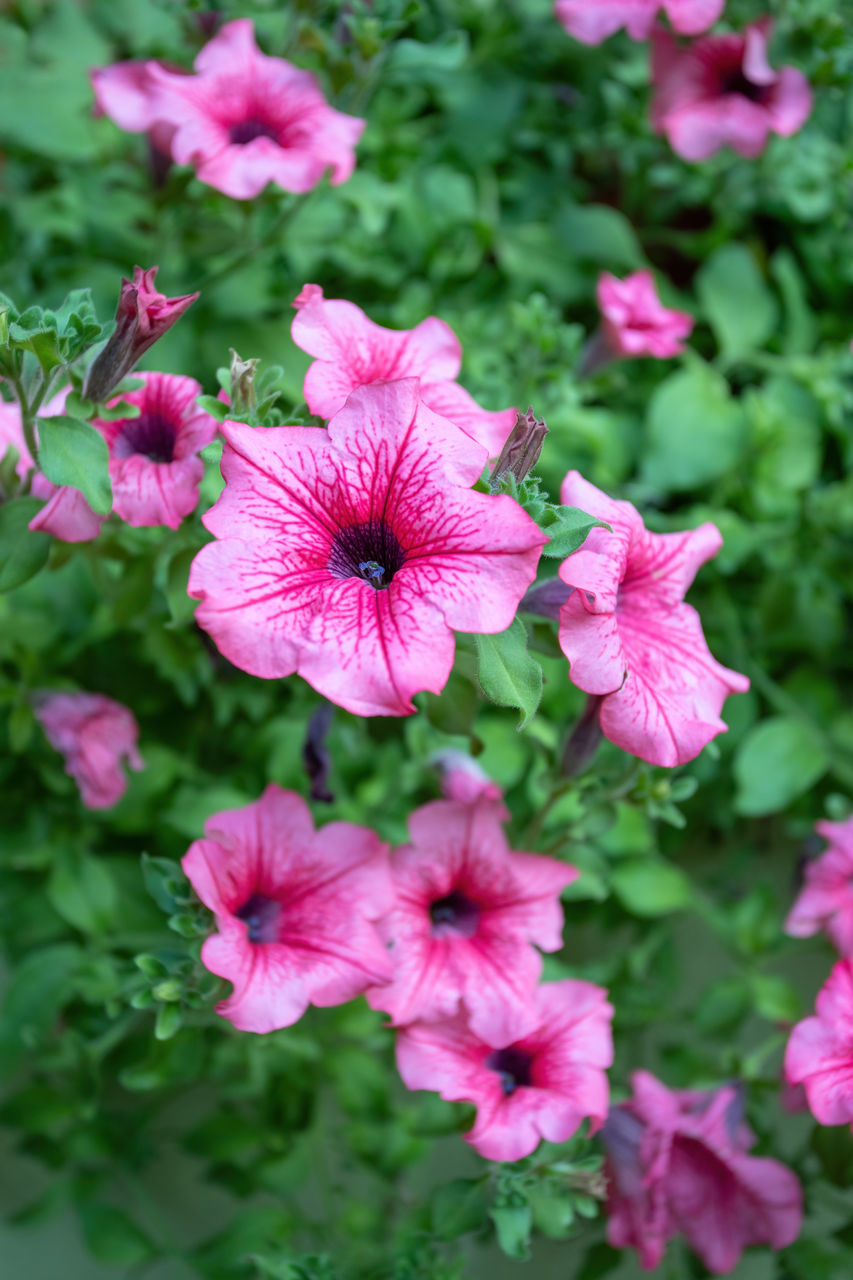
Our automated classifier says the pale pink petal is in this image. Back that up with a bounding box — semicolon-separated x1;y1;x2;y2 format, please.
90;61;162;133
664;0;726;34
29;486;103;542
35;692;142;809
110;454;202;528
420;380;517;457
765;67;813;136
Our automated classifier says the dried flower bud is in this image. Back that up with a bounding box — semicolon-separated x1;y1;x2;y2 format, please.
489;406;548;489
561;694;604;778
229;348;259;416
83;266;198;404
522;578;573;621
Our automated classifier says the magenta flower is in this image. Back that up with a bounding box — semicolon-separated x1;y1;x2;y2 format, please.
651;19;812;162
597;270;694;360
0;387;103;542
93;372;218;529
84;266;198;405
291;284;516;457
557;472;749;767
35;692;143;809
181;784;393;1033
603;1071;803;1273
555;0;724;45
365;799;576;1043
396;980;613;1162
189;380;545;717
141;19;364;200
786;818;853;956
431;750;506;812
785;958;853;1128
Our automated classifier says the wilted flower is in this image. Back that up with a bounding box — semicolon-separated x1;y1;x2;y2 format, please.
785;958;853;1129
189;380;545;717
651;19;812;161
555;0;724;44
35;691;143;809
396;979;613;1162
83;266;198;404
596;269;694;361
291;284;516;456
557;472;749;767
182;784;393;1033
785;818;853;955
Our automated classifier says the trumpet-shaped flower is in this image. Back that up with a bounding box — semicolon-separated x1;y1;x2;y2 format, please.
396;979;613;1162
189;380;545;717
557;472;749;767
597;270;694;360
430;750;506;811
181;784;393;1033
291;285;516;457
35;692;143;809
785;818;853;956
785;958;853;1128
366;799;576;1041
603;1072;802;1273
555;0;724;45
93;372;218;529
651;19;812;161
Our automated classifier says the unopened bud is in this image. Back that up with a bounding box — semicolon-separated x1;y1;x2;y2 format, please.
489;407;548;490
229;348;259;416
561;694;604;778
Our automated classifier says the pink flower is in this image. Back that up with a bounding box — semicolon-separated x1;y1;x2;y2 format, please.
431;750;506;811
35;692;143;809
597;270;694;360
785;819;853;955
140;19;364;200
365;799;576;1042
785;958;853;1128
0;387;103;542
557;472;749;767
181;784;393;1033
93;372;218;529
189;379;545;717
396;980;613;1162
84;266;198;404
651;19;813;161
291;284;516;457
90;61;178;158
603;1071;803;1273
555;0;724;45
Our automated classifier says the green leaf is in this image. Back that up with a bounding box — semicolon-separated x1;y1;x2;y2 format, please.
431;1178;490;1241
165;546;198;625
79;1204;153;1267
540;506;607;558
0;944;82;1072
475;618;543;729
47;850;116;934
37;414;112;514
610;859;692;916
490;1201;532;1260
0;498;51;592
751;974;802;1022
696;243;779;363
554;203;644;270
734;716;830;816
642;360;747;492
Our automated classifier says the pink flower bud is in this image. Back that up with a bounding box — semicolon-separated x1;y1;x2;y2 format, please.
489;406;548;489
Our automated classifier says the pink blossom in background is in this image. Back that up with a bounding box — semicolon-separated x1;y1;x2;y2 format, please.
785;958;853;1128
430;750;506;813
603;1071;803;1273
189;379;545;717
84;266;199;404
291;284;516;457
133;19;365;200
366;799;576;1042
651;19;812;161
396;979;613;1162
93;372;218;529
0;387;103;542
785;818;853;955
557;472;749;767
555;0;724;45
89;61;178;158
35;692;143;809
597;270;694;360
181;784;393;1033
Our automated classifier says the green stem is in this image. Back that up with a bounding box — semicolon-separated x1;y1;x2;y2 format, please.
194;197;301;292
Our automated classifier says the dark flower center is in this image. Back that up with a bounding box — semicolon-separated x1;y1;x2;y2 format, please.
719;70;766;103
229;118;279;145
429;890;480;938
113;412;178;463
235;892;282;943
486;1047;534;1096
328;520;405;589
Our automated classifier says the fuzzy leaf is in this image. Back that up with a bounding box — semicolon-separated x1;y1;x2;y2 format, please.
0;497;51;591
540;506;607;558
37;414;112;514
475;618;543;729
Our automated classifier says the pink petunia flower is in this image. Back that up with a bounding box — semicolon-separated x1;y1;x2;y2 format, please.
785;818;853;955
291;284;517;457
188;379;546;717
366;799;576;1041
430;750;506;812
92;372;218;529
181;784;393;1033
597;270;694;360
651;19;812;162
557;472;749;767
603;1071;803;1273
0;386;103;542
785;958;853;1128
35;692;143;809
90;61;179;158
136;19;365;200
396;979;613;1162
555;0;724;45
